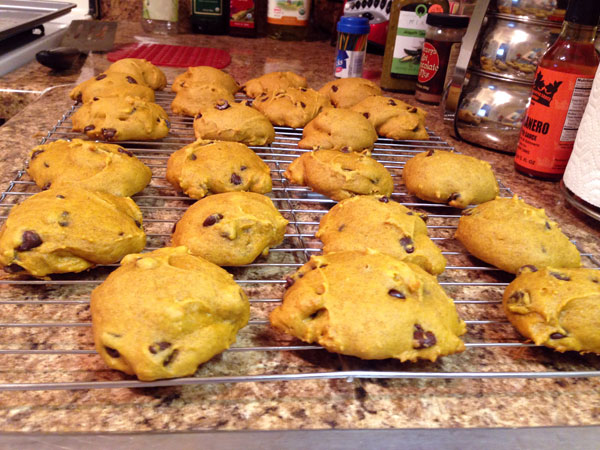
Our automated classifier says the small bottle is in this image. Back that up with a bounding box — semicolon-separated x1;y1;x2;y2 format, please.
334;16;370;79
229;0;257;37
514;0;600;181
266;0;311;41
415;13;468;104
191;0;230;34
142;0;179;35
380;0;450;93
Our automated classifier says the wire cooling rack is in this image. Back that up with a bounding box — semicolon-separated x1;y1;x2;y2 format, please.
1;90;600;391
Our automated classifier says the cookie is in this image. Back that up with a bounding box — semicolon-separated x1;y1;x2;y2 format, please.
0;186;145;277
91;246;249;381
251;87;332;128
270;251;466;362
351;95;429;141
503;266;600;354
318;78;382;108
243;71;307;98
105;58;167;90
172;66;240;94
166;140;272;199
193;100;275;146
316;195;446;275
298;108;378;154
71;96;170;141
455;196;581;274
284;149;393;201
69;73;155;104
171;192;288;266
171;84;236;117
27;139;152;197
402;150;499;208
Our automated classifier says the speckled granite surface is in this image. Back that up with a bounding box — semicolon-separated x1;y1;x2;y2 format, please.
0;22;599;433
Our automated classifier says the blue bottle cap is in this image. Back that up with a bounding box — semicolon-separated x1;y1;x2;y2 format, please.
337;16;370;35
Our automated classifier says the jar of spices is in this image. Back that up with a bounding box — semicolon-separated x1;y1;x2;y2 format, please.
415;13;469;104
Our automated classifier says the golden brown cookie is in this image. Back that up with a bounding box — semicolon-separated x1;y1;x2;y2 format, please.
298;108;378;154
172;66;240;94
316;195;446;275
455;196;581;274
69;73;155;103
27;139;152;197
193;100;275;146
402;150;499;208
503;266;600;354
71;96;170;141
166;140;272;199
270;251;466;362
171;84;236;117
318;78;382;108
91;246;250;381
284;149;393;201
251;87;332;128
172;192;288;266
351;95;429;141
105;58;167;90
242;71;307;98
0;186;145;277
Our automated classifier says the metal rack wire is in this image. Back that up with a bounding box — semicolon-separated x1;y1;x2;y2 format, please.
1;90;599;391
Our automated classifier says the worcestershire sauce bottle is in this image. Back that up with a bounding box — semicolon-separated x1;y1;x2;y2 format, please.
514;0;600;181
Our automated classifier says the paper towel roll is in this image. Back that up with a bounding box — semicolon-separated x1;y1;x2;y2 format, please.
563;65;600;208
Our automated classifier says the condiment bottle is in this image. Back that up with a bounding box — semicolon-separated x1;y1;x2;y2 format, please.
334;16;370;78
266;0;311;40
380;0;449;93
229;0;260;37
415;13;468;104
191;0;230;34
514;0;600;181
142;0;179;35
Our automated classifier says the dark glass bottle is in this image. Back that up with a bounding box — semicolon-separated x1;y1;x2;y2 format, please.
191;0;230;34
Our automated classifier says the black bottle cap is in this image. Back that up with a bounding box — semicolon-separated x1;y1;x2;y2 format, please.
566;0;600;27
426;13;469;29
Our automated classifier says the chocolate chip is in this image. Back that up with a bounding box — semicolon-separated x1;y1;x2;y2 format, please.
76;93;82;103
42;182;51;190
550;332;567;339
118;148;133;157
16;231;42;252
300;87;307;92
240;165;247;171
4;263;24;273
426;149;435;157
230;173;242;185
215;100;230;110
545;221;552;230
408;106;418;113
550;272;571;281
101;128;117;139
149;341;172;354
284;277;295;289
413;324;436;349
83;125;95;132
130;107;137;115
135;220;142;228
189;153;197;161
56;194;65;199
162;349;179;366
171;222;178;234
379;196;389;203
388;99;396;106
261;97;268;102
338;224;345;232
43;162;50;168
592;278;599;284
195;113;203;119
517;265;538;275
244;100;252;107
203;213;223;227
118;231;124;236
331;85;338;92
93;97;99;101
58;211;69;227
406;211;414;215
300;102;306;108
340;146;350;153
308;308;326;320
126;76;137;84
157;117;161;123
31;150;44;160
388;289;405;299
363;112;370;119
448;192;461;202
95;74;107;81
400;236;415;254
104;346;120;358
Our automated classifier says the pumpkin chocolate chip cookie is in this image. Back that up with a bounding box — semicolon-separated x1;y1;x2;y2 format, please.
172;66;240;94
251;87;331;128
105;58;167;90
171;84;236;117
69;72;155;104
242;71;307;98
318;77;382;108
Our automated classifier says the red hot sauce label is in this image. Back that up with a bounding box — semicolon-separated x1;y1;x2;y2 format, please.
416;39;455;96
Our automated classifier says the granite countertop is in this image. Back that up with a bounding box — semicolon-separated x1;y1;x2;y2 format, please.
0;22;599;434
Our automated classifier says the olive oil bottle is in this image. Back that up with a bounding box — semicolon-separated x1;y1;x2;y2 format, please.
381;0;449;93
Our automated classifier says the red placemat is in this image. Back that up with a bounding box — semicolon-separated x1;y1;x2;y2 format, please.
107;43;231;68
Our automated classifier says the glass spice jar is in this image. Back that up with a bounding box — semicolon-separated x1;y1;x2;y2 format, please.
415;13;469;104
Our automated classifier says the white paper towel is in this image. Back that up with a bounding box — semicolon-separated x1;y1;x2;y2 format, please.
564;65;600;207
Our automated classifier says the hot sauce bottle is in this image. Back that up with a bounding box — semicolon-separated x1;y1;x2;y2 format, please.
514;0;600;181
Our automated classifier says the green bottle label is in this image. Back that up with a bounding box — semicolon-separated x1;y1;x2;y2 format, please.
193;0;223;16
391;5;428;77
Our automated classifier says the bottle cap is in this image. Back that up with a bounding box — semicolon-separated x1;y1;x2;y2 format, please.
337;16;370;35
566;0;600;27
426;13;470;29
